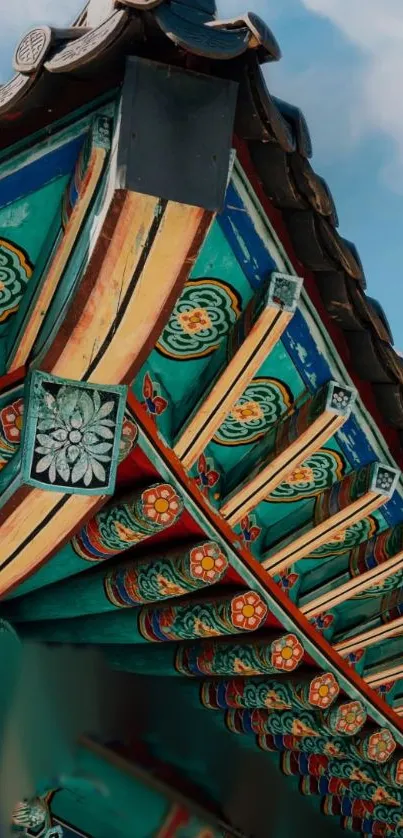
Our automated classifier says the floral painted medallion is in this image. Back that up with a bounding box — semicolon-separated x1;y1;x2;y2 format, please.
0;237;33;325
156;278;241;360
268;448;345;503
21;371;126;495
307;516;379;560
0;393;24;467
214;377;293;446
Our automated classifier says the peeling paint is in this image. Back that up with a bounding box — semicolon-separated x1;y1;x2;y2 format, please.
0;202;29;228
337;429;361;464
295;342;308;363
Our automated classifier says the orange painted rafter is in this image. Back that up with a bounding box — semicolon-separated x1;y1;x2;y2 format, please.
174;272;302;469
335;617;403;657
8;139;109;372
221;381;355;526
0;191;211;595
303;550;403;619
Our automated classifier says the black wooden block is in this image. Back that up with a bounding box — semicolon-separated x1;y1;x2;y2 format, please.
117;56;238;211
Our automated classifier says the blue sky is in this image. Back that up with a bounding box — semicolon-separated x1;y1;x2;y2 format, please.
1;0;402;346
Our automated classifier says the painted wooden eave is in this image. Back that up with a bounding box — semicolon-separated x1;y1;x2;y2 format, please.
0;0;400;457
2;2;403;832
125;393;403;742
0;173;211;593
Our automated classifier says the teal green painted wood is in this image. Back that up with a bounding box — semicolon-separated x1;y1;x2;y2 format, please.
105;631;304;677
18;611;149;645
132;221;255;439
47;743;229;838
0;620;21;751
106;643;186;676
201;672;340;713
7;482;184;600
6;541;229;621
226;701;367;740
16;588;268;644
49;751;169;838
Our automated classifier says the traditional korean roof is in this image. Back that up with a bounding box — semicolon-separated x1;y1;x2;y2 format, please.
2;2;403;836
1;0;402;457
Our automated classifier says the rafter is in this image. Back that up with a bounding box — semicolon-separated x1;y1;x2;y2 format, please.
263;463;399;575
221;380;355;526
174;272;302;469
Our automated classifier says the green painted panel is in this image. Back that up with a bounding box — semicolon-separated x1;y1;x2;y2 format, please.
132;221;255;433
52;749;169;838
0;178;67;259
0;176;69;360
206;340;304;478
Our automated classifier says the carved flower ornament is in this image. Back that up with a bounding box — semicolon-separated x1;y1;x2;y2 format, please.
34;386;116;487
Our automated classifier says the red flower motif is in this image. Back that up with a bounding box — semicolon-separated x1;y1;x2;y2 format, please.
189;543;228;583
271;634;304;673
142;484;182;528
308;672;339;709
367;729;396;763
372;787;399;806
0;397;24;443
119;418;138;461
335;701;367;736
376;681;394;699
160;607;175;629
143;372;168;419
346;648;365;667
311;613;334;632
278;572;299;594
323;741;344;758
240;515;261;546
230;591;268;631
292;719;318;738
195;453;219;494
396;758;403;786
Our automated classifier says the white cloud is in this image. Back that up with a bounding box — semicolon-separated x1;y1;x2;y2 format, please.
301;0;403;191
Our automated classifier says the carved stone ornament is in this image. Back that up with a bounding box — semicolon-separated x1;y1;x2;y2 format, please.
13;26;52;74
45;10;128;74
21;371;127;495
0;73;35;116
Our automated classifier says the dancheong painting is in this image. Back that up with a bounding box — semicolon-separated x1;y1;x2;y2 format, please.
0;1;402;836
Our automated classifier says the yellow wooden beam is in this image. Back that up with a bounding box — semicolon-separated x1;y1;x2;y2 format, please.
365;664;403;689
302;547;403;619
221;381;355;526
48;195;208;384
262;463;399;575
0;192;211;595
174;272;302;470
0;491;100;595
8;118;110;372
335;617;403;657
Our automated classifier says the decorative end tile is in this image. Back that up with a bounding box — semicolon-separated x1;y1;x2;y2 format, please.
21;371;127;495
371;463;400;498
267;272;303;313
327;381;356;416
92;114;112;150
